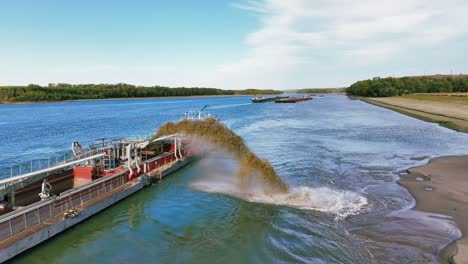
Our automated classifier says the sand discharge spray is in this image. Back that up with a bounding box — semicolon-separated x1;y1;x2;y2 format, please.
152;118;289;194
152;118;367;217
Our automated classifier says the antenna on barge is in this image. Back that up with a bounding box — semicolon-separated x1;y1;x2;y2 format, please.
182;105;214;120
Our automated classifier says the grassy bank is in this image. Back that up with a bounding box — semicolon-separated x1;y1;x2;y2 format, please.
360;93;468;133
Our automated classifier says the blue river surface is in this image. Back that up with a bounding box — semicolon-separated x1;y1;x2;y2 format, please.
1;95;468;264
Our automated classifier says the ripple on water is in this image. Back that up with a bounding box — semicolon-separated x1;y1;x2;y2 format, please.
4;95;468;264
191;181;368;220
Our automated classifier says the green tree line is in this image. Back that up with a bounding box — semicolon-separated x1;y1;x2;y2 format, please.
0;83;282;102
346;75;468;97
296;88;345;94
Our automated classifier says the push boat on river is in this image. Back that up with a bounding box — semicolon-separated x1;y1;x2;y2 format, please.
0;111;207;262
275;95;312;103
251;95;289;103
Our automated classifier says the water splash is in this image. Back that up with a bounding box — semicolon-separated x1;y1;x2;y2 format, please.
153;118;367;218
152;118;289;194
191;182;368;219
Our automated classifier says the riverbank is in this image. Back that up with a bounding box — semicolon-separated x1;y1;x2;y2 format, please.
398;156;468;264
0;94;254;105
351;94;468;262
361;94;468;133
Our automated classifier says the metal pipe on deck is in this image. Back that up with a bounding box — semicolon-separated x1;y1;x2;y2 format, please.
174;137;179;161
150;134;179;143
0;153;105;186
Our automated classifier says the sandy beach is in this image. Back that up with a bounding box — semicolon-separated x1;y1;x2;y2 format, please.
362;94;468;133
398;156;468;263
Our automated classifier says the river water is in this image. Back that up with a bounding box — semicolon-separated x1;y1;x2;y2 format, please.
1;95;468;263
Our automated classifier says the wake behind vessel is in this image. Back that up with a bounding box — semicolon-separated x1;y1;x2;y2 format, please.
0;112;210;262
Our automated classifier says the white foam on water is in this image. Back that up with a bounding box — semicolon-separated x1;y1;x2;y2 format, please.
191;157;367;219
209;103;251;109
191;182;368;219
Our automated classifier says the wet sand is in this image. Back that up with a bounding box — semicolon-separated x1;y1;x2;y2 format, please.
398;156;468;263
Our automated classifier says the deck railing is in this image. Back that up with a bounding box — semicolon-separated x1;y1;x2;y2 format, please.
0;170;128;242
0;146;191;242
2;147;112;180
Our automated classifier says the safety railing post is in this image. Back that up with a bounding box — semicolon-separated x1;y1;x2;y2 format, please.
24;213;28;229
9;220;13;236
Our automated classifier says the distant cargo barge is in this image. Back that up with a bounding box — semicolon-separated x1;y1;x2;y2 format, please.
0;112;207;262
251;95;289;103
275;96;312;103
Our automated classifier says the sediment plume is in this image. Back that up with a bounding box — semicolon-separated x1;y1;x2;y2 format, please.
151;118;289;194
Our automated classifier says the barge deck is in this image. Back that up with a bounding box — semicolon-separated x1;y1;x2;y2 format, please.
0;133;195;262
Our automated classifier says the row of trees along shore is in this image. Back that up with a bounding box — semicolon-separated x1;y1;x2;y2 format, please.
296;88;346;93
346;75;468;97
0;83;282;102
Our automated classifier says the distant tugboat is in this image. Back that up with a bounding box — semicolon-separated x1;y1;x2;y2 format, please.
251;95;289;103
275;95;312;103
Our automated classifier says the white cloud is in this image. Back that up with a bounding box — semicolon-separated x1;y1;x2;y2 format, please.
214;0;468;89
230;0;268;13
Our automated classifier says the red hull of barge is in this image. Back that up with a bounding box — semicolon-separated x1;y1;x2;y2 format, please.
0;137;195;262
275;97;312;103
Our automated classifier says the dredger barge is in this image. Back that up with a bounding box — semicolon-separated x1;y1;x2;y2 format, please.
0;113;204;262
275;96;312;103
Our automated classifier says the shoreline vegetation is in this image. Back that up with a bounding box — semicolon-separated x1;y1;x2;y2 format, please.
287;87;346;94
0;83;282;103
0;94;255;105
346;75;468;97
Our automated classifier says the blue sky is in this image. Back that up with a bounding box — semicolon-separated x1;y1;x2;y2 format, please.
1;0;467;89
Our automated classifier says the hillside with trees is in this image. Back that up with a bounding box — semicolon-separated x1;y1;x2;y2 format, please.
0;83;282;103
346;75;468;97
